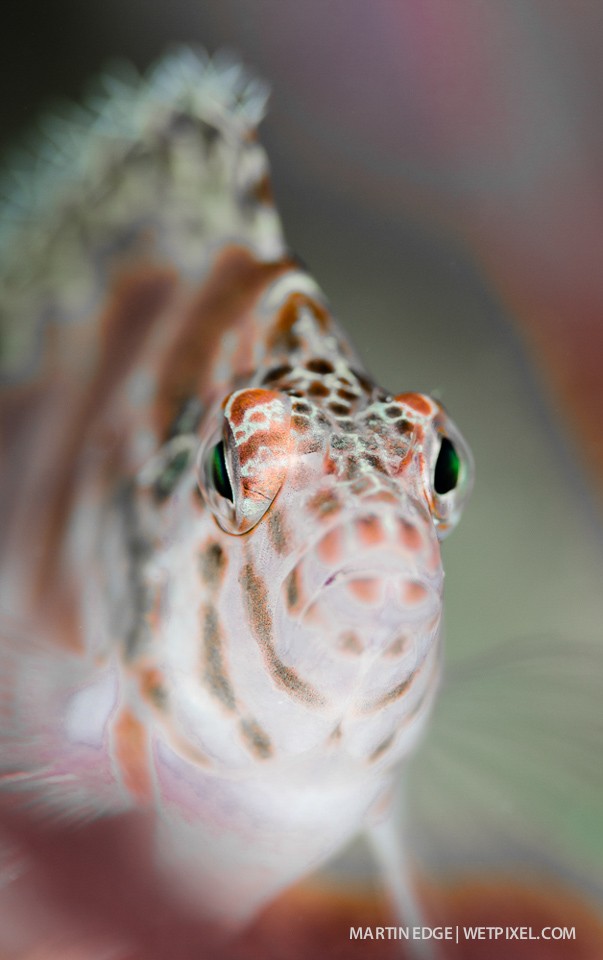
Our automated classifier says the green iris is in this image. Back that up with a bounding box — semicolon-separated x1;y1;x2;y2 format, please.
211;441;234;502
434;436;460;495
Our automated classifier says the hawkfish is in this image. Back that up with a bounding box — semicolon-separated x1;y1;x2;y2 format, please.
0;49;473;935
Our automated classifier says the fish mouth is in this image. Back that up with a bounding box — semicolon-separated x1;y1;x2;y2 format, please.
299;562;440;628
279;505;443;659
270;507;444;719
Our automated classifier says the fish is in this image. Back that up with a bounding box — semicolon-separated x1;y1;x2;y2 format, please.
0;49;475;941
0;43;603;957
4;46;598;958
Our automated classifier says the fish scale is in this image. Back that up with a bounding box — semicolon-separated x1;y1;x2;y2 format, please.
0;48;473;942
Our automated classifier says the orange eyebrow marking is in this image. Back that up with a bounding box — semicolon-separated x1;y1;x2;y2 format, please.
395;392;434;417
227;388;280;425
113;708;153;803
237;426;288;465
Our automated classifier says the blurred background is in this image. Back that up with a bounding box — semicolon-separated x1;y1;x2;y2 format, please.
1;0;603;955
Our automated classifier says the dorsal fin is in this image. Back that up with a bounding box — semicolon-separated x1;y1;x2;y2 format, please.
0;47;285;383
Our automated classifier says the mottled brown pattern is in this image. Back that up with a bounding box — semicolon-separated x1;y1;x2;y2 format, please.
385;635;409;658
292;415;310;432
307;489;342;518
307;380;330;397
199;541;227;587
350;477;372;495
202;605;236;710
154;246;293;439
368;733;395;762
260;363;292;385
267;510;290;555
344;458;361;481
350;368;374;395
337;387;358;402
362;675;414;713
330;435;354;451
328;401;351;417
305;358;334;375
397;418;413;435
251;173;273;205
267;292;331;353
338;631;363;655
364;453;387;474
241;562;325;706
240;717;273;759
298;435;324;456
240;561;272;640
285;566;301;612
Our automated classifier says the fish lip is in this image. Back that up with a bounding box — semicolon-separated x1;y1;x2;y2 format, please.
286;499;435;575
277;501;442;628
322;558;415;584
296;562;441;628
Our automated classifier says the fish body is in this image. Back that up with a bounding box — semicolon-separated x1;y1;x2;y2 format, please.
0;50;473;927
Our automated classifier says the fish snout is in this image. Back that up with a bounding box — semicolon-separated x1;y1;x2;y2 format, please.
283;508;443;656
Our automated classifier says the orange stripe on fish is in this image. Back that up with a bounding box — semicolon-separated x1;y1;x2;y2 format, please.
113;708;153;804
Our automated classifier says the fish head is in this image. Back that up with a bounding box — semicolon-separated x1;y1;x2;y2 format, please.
193;370;473;764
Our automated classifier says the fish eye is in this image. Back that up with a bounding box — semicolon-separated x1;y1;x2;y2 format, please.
196;387;291;535
434;436;460;495
426;416;473;540
210;440;234;502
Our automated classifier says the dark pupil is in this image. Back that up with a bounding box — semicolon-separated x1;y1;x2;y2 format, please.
211;441;233;502
434;436;460;495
